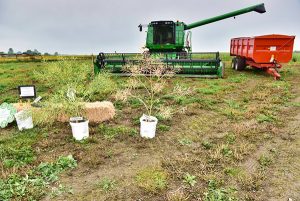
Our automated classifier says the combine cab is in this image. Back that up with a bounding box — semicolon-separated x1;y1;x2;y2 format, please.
95;3;266;78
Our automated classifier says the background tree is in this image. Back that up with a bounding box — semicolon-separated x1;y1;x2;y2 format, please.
33;49;41;55
54;52;59;56
25;50;33;55
8;48;14;55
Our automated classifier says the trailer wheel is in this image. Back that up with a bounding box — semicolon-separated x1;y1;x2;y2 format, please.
231;58;236;69
234;57;246;71
221;62;225;78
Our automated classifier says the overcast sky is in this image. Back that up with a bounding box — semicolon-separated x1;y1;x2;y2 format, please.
0;0;299;54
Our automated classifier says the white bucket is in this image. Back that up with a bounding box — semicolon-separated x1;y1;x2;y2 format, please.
70;119;89;141
14;110;33;131
140;114;158;139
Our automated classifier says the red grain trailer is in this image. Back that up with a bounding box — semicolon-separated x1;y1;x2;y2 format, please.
230;34;295;79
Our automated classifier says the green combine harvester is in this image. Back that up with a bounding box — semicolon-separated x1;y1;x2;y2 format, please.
94;3;266;78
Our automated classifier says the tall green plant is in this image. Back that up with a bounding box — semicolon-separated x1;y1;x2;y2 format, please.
33;58;116;125
34;58;91;92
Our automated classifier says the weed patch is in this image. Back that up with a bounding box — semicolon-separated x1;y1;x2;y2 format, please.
50;184;73;198
225;133;236;144
204;180;237;201
96;178;116;192
183;173;197;187
287;102;300;107
98;124;138;139
1;146;36;168
221;145;233;157
224;167;241;177
258;155;272;169
0;129;40;168
256;114;276;123
178;138;193;146
174;96;201;105
227;74;248;83
157;106;174;120
202;141;213;150
136;167;168;192
0;155;77;201
128;98;143;108
0;84;7;92
157;124;171;132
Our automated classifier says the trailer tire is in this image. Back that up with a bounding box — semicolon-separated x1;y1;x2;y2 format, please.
221;62;225;78
231;58;236;69
234;57;246;71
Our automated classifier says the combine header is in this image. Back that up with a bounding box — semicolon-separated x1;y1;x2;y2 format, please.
95;3;266;78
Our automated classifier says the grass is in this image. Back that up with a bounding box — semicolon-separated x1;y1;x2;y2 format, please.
292;52;300;63
0;55;93;63
136;167;168;192
98;124;138;139
227;73;248;83
0;55;299;200
196;83;227;95
0;62;42;102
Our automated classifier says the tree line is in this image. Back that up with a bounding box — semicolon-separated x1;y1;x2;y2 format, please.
0;48;59;56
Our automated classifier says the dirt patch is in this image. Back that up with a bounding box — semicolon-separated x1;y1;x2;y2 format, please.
257;113;300;200
43;146;161;201
254;78;300;200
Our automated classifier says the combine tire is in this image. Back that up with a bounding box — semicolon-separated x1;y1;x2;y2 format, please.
234;57;246;71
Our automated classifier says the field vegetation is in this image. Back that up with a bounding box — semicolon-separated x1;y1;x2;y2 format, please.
0;53;300;200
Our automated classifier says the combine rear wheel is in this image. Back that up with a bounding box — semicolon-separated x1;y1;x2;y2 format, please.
234;57;246;71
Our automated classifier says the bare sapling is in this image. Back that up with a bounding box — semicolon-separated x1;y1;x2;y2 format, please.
123;53;175;121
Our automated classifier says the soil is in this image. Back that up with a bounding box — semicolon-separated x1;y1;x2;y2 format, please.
256;80;300;200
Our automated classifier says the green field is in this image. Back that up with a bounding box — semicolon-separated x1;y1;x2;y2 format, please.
292;52;300;63
1;54;300;200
